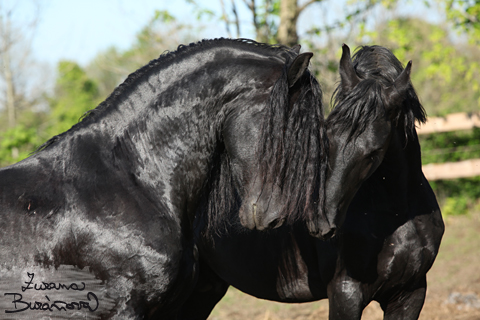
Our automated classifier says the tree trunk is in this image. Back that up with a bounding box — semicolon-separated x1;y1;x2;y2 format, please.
1;16;16;128
4;47;16;128
277;0;299;47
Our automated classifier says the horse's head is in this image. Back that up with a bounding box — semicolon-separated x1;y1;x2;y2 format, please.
214;49;328;233
317;44;413;239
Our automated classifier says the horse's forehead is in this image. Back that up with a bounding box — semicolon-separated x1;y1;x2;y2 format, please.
355;52;402;80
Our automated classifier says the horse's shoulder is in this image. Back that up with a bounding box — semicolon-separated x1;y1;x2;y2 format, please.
376;215;441;284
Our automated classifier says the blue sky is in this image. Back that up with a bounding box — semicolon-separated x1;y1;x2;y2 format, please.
30;0;221;65
17;0;440;67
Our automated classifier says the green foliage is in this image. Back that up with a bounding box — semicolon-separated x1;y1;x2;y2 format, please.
442;196;469;216
152;9;176;23
184;0;215;20
0;106;49;167
420;128;480;164
444;0;480;44
256;0;281;43
361;17;480;116
0;124;42;166
421;129;480;215
47;61;100;138
86;10;196;100
354;0;480;44
429;176;480;215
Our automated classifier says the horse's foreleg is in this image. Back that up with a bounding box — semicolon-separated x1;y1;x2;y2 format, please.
173;259;229;320
327;276;365;320
380;277;427;320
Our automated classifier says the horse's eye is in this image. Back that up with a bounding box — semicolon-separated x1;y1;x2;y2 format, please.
367;148;383;162
25;198;38;214
367;152;378;162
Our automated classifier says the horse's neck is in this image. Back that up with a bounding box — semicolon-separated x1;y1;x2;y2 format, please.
365;126;436;218
40;58;231;217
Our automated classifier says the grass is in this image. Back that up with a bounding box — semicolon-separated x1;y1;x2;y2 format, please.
208;211;480;320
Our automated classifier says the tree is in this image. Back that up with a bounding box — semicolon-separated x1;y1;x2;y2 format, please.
353;0;480;43
86;10;196;100
0;2;42;127
216;0;327;46
0;123;42;166
357;17;480;116
277;0;303;46
0;2;51;165
444;0;480;43
46;61;100;137
214;0;392;46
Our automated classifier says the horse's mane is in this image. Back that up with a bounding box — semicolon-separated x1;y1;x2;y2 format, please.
331;45;426;141
36;38;295;152
258;64;327;225
204;52;328;236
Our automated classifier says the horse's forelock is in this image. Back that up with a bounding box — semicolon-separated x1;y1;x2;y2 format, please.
332;45;426;142
331;79;383;145
352;46;427;137
352;46;404;83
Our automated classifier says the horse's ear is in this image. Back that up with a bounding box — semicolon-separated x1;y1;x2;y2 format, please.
339;44;360;92
287;52;313;87
291;44;301;54
394;60;412;91
385;60;413;115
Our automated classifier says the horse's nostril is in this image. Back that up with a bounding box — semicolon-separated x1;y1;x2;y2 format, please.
267;216;285;229
322;228;336;240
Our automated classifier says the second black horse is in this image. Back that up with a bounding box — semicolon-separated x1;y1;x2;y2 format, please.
182;45;444;320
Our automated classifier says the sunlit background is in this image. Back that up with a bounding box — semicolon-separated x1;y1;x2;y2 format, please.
0;0;479;318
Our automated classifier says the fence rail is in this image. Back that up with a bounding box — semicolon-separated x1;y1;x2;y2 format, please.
417;112;480;135
418;112;479;180
423;159;480;181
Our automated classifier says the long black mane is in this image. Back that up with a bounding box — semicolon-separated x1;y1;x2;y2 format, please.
329;78;384;143
258;64;327;224
331;45;426;141
37;38;299;151
202;41;328;235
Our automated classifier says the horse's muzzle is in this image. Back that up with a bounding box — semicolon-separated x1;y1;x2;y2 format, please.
307;219;337;240
239;203;285;231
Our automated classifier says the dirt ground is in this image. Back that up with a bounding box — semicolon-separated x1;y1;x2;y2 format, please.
208;212;480;320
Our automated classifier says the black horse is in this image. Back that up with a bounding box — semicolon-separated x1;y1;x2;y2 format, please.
186;45;444;320
0;39;339;318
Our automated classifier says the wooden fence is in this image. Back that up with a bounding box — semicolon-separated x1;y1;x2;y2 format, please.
417;112;480;180
417;112;480;135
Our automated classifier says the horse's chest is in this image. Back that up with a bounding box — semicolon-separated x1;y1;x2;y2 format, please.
275;245;315;301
